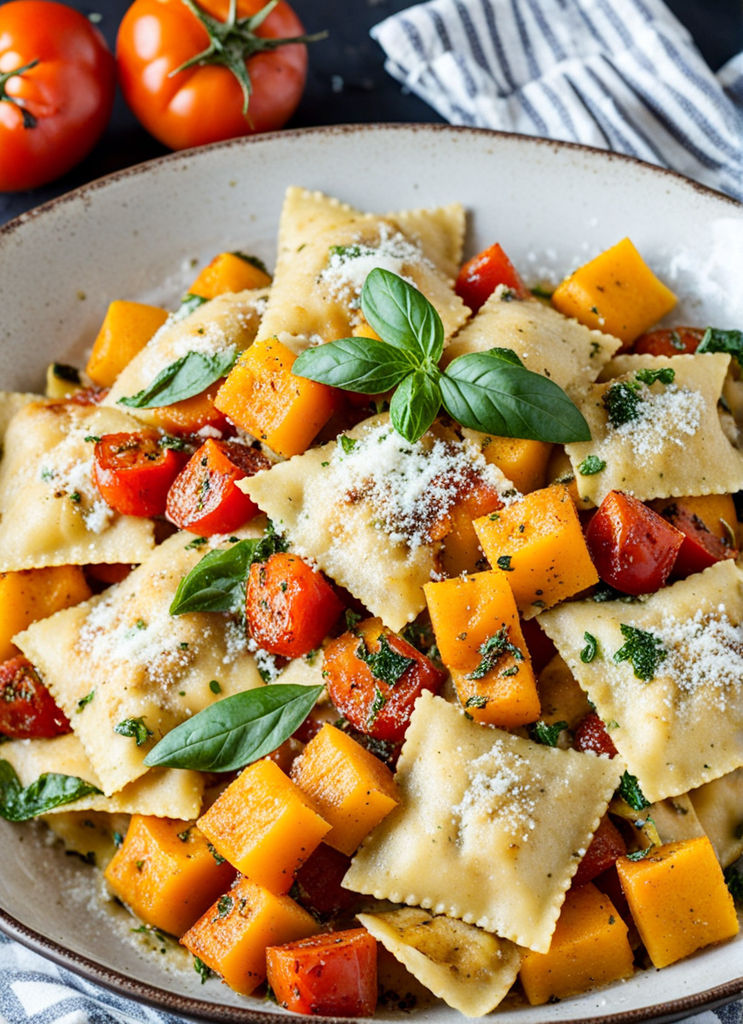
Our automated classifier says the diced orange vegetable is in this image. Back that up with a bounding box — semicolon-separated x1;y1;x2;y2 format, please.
267;928;378;1016
551;238;676;346
424;570;540;728
616;836;739;968
189;252;271;299
146;379;230;435
291;724;399;856
519;883;634;1005
437;474;505;577
214;336;337;457
103;816;236;937
197;758;330;892
181;876;319;995
0;566;92;661
472;432;552;494
473;485;599;617
86;300;169;387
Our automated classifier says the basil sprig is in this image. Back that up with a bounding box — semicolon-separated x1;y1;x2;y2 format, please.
119;348;237;409
698;326;743;365
143;684;323;772
170;527;287;615
293;269;590;445
0;760;101;821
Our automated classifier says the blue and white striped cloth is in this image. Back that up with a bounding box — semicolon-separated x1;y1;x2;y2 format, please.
371;0;743;201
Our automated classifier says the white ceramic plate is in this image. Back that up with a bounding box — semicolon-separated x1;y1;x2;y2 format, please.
0;124;741;1024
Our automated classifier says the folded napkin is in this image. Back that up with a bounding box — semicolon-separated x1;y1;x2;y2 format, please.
371;0;743;200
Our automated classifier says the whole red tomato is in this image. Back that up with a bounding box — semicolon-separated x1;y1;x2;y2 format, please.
116;0;318;150
0;1;115;191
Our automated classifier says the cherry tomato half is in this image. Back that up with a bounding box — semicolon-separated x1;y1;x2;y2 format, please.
585;490;684;596
324;618;447;743
632;326;705;357
245;552;344;658
93;432;191;518
165;438;270;535
455;242;528;312
572;814;627;888
0;1;115;191
573;711;618;758
116;0;315;150
0;655;71;738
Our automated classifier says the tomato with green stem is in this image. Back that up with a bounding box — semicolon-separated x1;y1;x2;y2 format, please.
0;0;115;191
116;0;324;150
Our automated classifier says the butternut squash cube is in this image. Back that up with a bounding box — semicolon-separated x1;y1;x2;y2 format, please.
424;571;540;728
103;815;236;937
86;300;169;387
189;252;271;299
551;238;676;346
0;565;91;662
197;758;330;892
465;430;552;494
290;724;399;856
473;485;598;617
214;336;337;457
616;836;739;968
181;876;319;995
519;883;634;1005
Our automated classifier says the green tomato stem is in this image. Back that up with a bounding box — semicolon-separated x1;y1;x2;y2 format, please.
0;59;39;129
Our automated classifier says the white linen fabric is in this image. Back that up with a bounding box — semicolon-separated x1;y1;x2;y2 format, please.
371;0;743;200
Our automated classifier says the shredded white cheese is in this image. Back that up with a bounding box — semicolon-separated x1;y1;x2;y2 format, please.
319;224;431;307
610;383;704;465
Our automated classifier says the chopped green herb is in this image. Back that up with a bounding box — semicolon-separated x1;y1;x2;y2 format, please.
216;894;234;918
496;555;514;572
603;379;643;427
577;455;606;476
366;685;388;729
84;434;101;443
635;367;675;387
467;626;523;680
580;631;599;663
77;690;95;712
184;536;209;550
465;695;488;709
626;846;654;861
338;435;358;454
356;635;413;686
618;770;650;811
69;491;82;504
114;717;152;747
344;609;362;631
177;828;191;842
193;956;214;984
529;720;568;747
112;831;124;848
697;327;743;366
51;362;81;384
207;842;225;865
613;624;667;681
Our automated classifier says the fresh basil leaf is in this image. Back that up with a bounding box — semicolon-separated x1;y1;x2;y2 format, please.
293;337;414;393
170;527;287;616
440;349;591;443
698;327;743;365
580;631;599;663
361;268;444;361
618;770;650;811
389;368;441;443
118;348;237;409
613;624;667;681
143;684;323;771
0;760;101;821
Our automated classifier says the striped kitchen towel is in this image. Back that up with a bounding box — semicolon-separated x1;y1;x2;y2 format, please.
371;0;743;200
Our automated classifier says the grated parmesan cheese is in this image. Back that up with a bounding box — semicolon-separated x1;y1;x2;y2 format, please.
319;223;431;307
327;422;516;552
452;745;538;844
609;383;704;465
38;426;113;534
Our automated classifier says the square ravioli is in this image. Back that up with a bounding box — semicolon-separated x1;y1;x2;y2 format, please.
539;559;743;802
443;288;621;398
255;187;469;348
15;530;265;795
565;353;743;505
0;401;155;572
344;693;622;952
2;733;203;819
358;908;522;1018
243;415;515;631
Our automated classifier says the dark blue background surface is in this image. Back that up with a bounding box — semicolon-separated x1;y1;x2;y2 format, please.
1;0;742;225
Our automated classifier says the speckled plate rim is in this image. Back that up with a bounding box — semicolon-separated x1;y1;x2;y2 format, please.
0;123;741;1024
